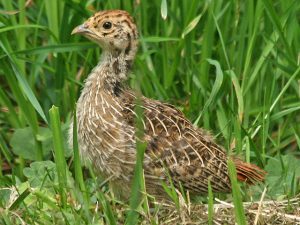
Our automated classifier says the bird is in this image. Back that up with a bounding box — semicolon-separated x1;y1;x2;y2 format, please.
69;9;266;200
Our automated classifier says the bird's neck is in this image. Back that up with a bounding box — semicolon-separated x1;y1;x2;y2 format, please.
86;48;136;97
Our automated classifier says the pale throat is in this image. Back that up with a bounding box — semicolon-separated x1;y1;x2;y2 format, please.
84;47;136;97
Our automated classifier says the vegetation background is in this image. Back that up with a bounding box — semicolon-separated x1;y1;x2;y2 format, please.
0;0;299;224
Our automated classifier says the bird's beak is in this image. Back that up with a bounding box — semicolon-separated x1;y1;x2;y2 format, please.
71;24;90;35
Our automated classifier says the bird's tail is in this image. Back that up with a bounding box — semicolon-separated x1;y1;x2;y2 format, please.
233;158;266;184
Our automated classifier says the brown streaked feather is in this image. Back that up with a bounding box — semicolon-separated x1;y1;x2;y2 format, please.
120;90;265;194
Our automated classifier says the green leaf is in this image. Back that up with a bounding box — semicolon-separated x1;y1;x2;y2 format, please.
0;43;48;124
23;161;58;188
49;106;68;208
9;188;30;210
181;13;202;38
265;154;300;198
97;191;117;225
125;98;147;225
270;105;300;121
4;42;96;57
0;24;47;33
10;127;52;160
228;159;247;225
0;187;12;208
228;70;244;121
141;36;180;43
0;9;20;15
194;59;224;125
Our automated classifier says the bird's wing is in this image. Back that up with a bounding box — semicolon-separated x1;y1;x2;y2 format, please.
120;91;232;193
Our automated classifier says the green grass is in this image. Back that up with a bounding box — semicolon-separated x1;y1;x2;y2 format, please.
0;0;299;224
228;159;247;225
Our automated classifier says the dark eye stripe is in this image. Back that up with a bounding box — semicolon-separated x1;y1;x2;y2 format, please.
121;19;132;30
120;19;138;39
125;33;132;55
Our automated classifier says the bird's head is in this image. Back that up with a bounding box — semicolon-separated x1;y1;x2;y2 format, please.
72;10;138;54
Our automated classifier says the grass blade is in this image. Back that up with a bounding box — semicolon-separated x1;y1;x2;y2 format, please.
9;188;30;211
97;191;117;225
49;106;67;208
161;0;168;20
125;96;147;225
228;70;244;122
194;59;224;125
228;159;247;225
0;43;48;125
181;13;203;38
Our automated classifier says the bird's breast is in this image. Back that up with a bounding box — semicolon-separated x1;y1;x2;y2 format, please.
75;88;137;177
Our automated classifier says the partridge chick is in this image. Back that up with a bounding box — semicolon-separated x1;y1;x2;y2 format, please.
70;10;265;199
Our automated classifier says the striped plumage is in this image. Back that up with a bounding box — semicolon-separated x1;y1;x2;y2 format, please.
70;10;265;199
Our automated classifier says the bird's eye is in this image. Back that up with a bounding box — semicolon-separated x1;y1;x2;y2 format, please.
102;21;112;29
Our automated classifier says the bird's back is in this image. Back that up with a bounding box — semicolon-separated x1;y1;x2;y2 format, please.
118;90;232;195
